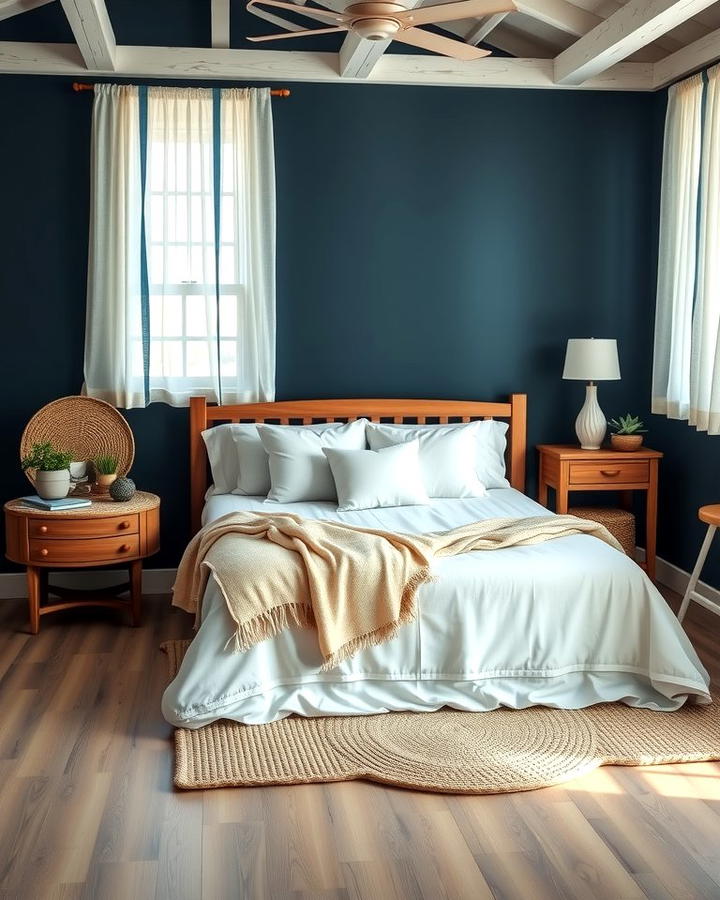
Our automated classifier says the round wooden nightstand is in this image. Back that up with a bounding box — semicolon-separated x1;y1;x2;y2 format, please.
4;491;160;633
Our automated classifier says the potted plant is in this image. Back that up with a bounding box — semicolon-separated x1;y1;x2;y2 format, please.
21;441;74;499
94;453;119;489
608;414;647;451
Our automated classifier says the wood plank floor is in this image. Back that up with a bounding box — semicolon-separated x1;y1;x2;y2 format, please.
0;589;718;900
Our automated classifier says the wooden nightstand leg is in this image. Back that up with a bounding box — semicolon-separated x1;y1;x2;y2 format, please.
538;480;548;507
26;566;42;635
129;560;143;627
130;559;142;628
646;461;659;581
557;463;570;515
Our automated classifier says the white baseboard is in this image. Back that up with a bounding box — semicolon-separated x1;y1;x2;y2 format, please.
0;567;176;599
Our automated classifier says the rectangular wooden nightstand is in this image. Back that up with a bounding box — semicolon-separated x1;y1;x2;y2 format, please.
536;444;663;580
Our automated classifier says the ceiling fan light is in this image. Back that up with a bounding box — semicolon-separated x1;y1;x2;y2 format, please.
352;17;401;40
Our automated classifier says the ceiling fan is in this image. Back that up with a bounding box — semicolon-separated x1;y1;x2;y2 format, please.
246;0;516;60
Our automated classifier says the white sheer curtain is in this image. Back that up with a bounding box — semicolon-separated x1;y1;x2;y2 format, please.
84;84;145;408
689;68;720;433
652;66;720;434
84;85;275;408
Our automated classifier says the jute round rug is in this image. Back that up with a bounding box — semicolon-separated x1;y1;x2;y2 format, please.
161;640;719;793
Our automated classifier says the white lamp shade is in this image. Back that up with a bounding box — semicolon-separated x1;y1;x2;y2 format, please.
562;338;620;381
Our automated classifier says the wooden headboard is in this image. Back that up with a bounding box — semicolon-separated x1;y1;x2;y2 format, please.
189;394;527;533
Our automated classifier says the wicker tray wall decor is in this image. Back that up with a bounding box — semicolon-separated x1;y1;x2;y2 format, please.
20;396;135;489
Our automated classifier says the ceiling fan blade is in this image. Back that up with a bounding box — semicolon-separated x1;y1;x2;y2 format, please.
248;24;348;40
392;26;491;59
399;0;515;27
246;0;348;23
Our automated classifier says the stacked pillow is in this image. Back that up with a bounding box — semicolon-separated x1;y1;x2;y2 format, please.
202;418;510;511
324;441;429;512
258;420;367;502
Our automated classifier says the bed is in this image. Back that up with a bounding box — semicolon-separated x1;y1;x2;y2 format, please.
162;396;710;728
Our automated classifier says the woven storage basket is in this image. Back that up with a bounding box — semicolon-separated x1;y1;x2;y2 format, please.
20;396;134;487
569;506;636;557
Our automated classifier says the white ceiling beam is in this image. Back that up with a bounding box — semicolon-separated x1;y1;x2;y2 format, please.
371;51;652;88
554;0;718;85
59;0;115;70
0;0;54;21
0;40;654;89
464;13;508;45
338;33;392;78
515;0;601;37
653;25;720;86
211;0;231;49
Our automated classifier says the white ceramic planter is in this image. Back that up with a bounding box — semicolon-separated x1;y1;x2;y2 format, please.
35;469;71;500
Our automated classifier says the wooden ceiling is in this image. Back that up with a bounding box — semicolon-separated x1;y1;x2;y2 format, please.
0;0;719;89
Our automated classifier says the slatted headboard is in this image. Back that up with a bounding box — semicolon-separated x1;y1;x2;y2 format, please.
189;394;527;533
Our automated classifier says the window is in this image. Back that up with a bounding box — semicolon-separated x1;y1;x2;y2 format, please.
144;124;244;394
84;84;275;409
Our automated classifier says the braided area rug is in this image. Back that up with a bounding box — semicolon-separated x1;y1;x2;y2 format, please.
161;640;719;793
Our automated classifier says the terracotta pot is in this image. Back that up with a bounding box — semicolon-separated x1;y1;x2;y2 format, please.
96;472;117;488
610;434;644;452
35;469;71;500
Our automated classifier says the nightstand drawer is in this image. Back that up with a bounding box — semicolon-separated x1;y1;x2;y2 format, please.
569;460;650;485
29;535;140;564
28;514;139;540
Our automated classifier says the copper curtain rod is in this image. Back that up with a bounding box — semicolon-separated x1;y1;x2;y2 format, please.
72;82;291;97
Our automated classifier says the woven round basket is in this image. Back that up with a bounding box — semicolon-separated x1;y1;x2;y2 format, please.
20;396;134;487
569;506;636;557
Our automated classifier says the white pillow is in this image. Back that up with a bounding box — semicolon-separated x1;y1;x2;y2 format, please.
366;420;509;490
259;419;368;502
366;421;487;498
231;422;336;497
324;441;429;512
202;424;255;495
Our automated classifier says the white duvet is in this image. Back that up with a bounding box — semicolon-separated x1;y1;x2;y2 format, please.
162;488;711;727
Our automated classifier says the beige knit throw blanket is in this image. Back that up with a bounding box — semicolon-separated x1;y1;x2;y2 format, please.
172;512;622;670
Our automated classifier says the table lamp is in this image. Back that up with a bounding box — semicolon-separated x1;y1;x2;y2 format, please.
562;338;621;450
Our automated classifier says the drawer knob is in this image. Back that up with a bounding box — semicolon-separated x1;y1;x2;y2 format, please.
600;469;621;477
119;544;131;553
39;525;48;534
118;521;130;530
40;548;49;557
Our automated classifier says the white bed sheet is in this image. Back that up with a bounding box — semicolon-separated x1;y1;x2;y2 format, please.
162;489;711;727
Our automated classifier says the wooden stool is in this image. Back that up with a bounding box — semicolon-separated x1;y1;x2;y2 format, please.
678;504;720;623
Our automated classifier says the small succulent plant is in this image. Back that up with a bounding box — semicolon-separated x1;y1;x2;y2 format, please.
609;414;647;435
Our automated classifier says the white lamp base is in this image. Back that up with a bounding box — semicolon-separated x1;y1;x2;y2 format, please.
575;383;607;450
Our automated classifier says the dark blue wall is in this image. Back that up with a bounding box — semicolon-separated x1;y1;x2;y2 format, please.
0;75;661;572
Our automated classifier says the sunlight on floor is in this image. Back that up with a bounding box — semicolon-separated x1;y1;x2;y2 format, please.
568;762;720;799
639;762;720;799
565;767;625;794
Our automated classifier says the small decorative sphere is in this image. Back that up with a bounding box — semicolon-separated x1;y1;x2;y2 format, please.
109;476;136;502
